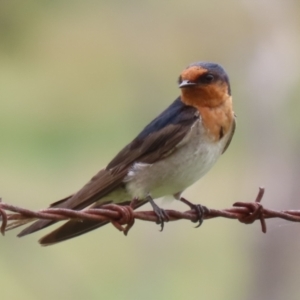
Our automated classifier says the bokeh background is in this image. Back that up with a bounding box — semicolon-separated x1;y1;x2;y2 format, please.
1;1;300;299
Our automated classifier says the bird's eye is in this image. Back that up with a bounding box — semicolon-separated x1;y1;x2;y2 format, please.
201;74;215;83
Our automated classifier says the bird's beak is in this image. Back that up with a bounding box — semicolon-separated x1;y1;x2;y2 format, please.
179;80;196;88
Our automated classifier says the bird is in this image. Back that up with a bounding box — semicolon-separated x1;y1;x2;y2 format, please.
17;61;236;245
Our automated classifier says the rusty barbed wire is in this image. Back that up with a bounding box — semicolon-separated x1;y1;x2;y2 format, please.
1;188;300;237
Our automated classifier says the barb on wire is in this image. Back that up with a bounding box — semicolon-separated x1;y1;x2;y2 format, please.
1;187;300;237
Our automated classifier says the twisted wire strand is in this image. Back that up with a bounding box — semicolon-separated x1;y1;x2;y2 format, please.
1;188;300;237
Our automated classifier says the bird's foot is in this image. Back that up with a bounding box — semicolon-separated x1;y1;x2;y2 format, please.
147;195;169;231
180;197;208;228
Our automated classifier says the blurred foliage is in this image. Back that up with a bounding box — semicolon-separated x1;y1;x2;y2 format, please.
1;1;300;300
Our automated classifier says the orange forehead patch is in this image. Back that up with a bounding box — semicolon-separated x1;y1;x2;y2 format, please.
180;66;207;82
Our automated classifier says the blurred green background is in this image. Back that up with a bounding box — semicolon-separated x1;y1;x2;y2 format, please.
1;1;300;299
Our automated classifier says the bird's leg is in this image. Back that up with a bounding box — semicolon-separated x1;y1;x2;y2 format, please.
179;197;208;228
146;195;169;231
129;197;139;208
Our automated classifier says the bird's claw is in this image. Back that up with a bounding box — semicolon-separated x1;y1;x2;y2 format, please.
154;206;169;231
147;195;169;231
180;197;208;228
193;204;208;228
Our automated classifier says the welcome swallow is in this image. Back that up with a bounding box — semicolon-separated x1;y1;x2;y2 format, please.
18;62;236;245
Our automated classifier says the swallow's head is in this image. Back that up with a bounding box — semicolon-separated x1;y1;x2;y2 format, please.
178;62;231;108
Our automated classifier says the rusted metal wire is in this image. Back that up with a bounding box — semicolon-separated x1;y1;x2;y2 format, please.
1;187;300;237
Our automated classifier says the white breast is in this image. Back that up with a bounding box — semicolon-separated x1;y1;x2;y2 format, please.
124;119;231;199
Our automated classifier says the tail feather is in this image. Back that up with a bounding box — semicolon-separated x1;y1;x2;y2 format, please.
18;219;57;237
19;199;148;245
17;195;74;237
39;200;148;246
39;219;110;246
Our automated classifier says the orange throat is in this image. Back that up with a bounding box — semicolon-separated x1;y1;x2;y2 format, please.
181;88;234;141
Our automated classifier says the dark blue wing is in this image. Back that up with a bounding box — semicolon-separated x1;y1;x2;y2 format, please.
136;97;196;139
107;97;198;170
